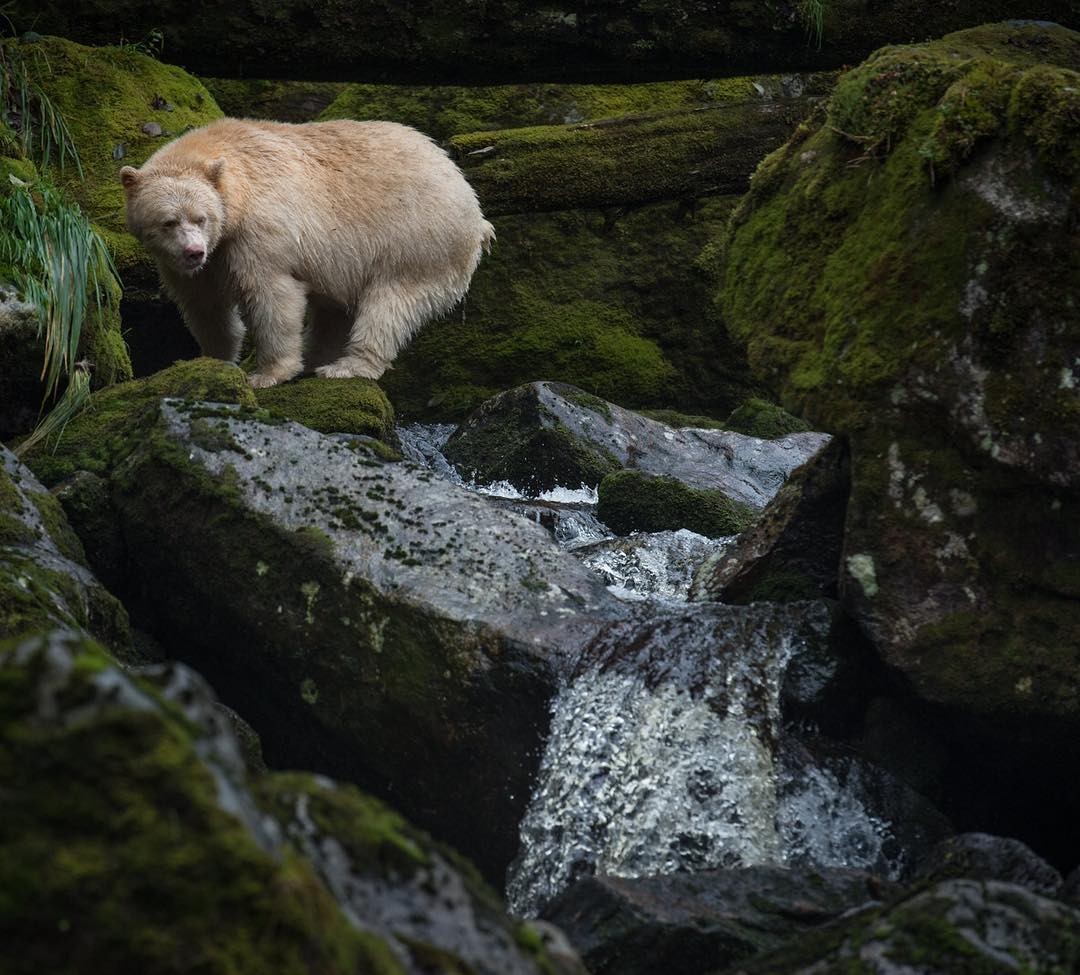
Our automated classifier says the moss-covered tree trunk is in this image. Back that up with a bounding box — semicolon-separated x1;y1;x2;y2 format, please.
10;1;1078;83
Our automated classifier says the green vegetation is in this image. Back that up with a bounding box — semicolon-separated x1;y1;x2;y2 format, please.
1;181;121;422
2;34;223;271
597;469;755;538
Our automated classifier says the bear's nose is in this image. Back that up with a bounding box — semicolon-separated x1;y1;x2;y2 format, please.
184;245;206;260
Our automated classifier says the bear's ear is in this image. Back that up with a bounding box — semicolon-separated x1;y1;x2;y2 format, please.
206;158;226;186
119;166;141;191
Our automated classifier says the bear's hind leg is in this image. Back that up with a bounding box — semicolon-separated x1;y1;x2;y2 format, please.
315;281;437;381
242;274;308;389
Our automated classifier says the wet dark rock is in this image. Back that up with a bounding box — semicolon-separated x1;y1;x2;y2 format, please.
724;879;1080;974
542;866;897;975
51;470;126;595
691;438;850;603
913;833;1063;897
107;399;635;881
445;382;830;504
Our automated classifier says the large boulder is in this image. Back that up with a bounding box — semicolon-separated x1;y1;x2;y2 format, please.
104;397;636;880
0;629;577;975
11;2;1077;83
719;23;1080;733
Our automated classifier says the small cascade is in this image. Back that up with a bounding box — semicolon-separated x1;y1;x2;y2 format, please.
398;420;927;919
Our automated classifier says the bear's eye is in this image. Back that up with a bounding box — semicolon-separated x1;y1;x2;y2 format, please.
162;219;179;229
193;216;206;226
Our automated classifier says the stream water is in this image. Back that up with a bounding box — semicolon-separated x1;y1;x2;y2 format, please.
399;423;915;915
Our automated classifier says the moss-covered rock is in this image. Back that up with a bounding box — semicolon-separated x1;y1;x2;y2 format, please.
0;629;402;974
5;34;223;277
383;200;760;422
254;376;395;440
725;878;1080;974
260;774;582;975
597;469;755;538
723;397;811;440
718;23;1080;726
22;358;256;485
444;382;830;505
0;448;129;650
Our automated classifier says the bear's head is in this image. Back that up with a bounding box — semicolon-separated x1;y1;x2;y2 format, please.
120;160;227;275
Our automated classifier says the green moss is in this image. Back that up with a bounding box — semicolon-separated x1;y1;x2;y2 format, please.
0;631;403;975
637;408;727;429
443;384;623;493
5;34;223;276
721;27;1080;431
384;198;759;421
254;376;395;440
724;397;811;439
597;469;755;538
22;359;256;486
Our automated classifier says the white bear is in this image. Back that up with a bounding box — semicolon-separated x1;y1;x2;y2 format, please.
120;118;494;388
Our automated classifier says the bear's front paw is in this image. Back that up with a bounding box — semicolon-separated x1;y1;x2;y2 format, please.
248;372;283;389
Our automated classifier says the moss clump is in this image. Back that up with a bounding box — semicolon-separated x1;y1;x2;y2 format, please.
0;459;130;649
451;97;817;216
637;408;727;429
383;198;760;422
597;469;755;538
22;358;256;486
254;376;395;440
0;630;403;975
724;397;811;439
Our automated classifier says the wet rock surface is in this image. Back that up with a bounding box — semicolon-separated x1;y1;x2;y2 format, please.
912;833;1064;898
542;866;898;975
725;879;1080;974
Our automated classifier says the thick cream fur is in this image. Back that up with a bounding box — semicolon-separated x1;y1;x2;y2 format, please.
120;118;495;387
